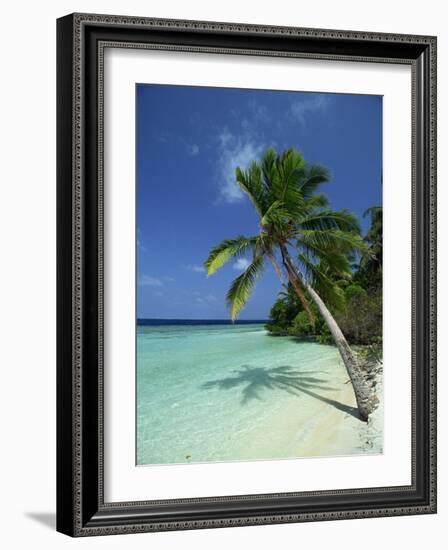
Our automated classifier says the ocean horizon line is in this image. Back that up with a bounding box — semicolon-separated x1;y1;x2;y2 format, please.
137;318;268;326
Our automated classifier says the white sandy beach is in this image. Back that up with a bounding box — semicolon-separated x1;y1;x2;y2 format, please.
226;357;384;462
287;365;384;459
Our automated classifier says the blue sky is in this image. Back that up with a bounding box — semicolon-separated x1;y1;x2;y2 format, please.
136;85;382;320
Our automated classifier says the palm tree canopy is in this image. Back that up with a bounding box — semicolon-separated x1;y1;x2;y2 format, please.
204;148;365;320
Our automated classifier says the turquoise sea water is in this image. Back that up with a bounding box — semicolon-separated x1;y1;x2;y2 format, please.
137;322;348;465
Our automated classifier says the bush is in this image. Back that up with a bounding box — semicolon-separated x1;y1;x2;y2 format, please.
265;281;382;347
344;284;368;302
265;324;288;335
266;292;301;332
288;311;314;336
315;324;333;344
336;286;382;345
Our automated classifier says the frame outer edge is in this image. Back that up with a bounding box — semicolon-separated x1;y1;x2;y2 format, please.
72;11;436;44
56;13;77;537
73;12;84;537
428;35;437;513
59;13;437;536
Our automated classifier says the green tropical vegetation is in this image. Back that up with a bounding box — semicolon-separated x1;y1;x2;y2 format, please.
267;204;382;347
204;148;381;421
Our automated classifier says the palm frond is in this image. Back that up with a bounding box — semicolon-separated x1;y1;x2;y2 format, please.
301;193;329;210
277;150;306;211
260;148;278;192
299;209;361;233
263;149;305;216
260;200;290;227
298;164;331;198
235;162;267;216
298;253;346;312
297;239;352;275
226;256;265;320
363;205;382;221
204;236;258;276
298;229;366;255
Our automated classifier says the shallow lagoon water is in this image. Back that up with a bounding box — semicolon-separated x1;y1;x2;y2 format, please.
136;322;367;465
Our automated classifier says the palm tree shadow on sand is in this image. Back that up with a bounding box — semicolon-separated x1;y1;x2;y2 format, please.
201;365;360;419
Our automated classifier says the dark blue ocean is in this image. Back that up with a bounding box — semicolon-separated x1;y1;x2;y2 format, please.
137;318;267;326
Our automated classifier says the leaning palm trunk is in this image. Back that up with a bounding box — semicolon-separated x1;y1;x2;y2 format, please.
304;284;373;421
280;245;373;421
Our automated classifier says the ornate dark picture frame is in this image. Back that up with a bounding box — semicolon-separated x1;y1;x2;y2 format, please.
56;13;437;537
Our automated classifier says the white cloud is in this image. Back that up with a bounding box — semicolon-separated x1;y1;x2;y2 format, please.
195;293;218;305
233;258;251;271
290;94;329;126
138;275;163;287
218;127;233;148
217;128;264;203
187;264;206;273
163;276;175;282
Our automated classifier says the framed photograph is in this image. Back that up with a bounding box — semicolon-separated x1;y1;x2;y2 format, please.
56;13;437;536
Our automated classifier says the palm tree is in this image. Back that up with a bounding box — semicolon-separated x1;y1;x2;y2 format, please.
352;206;383;290
361;206;383;273
204;148;375;421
